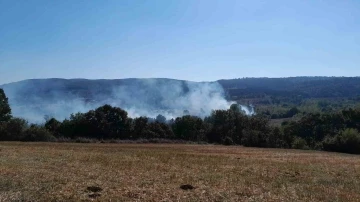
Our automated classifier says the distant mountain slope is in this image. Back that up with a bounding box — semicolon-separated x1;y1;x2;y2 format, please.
217;77;360;98
1;77;360;122
3;76;360;101
0;78;230;122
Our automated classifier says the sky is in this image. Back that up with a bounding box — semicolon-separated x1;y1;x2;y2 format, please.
0;0;359;84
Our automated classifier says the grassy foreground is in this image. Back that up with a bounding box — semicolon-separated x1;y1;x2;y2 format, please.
1;142;360;202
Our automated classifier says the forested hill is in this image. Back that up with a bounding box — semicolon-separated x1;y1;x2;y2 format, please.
2;76;360;101
218;77;360;99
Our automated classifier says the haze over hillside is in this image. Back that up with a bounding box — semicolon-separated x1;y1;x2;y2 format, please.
1;78;235;122
1;76;360;123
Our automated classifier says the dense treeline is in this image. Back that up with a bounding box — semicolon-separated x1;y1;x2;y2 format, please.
1;88;360;154
282;109;360;153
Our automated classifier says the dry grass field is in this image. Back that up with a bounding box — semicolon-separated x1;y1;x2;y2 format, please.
1;142;360;202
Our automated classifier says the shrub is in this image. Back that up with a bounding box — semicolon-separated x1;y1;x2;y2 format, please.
241;130;266;147
74;137;98;143
0;118;28;141
22;125;57;142
223;136;235;145
267;127;285;148
55;136;72;142
322;128;360;154
292;137;309;150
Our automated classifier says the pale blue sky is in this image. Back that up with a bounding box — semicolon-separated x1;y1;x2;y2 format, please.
1;0;359;84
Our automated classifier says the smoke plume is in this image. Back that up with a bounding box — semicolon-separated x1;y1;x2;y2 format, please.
1;78;254;123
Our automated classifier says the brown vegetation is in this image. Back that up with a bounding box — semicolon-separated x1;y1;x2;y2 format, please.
1;142;360;201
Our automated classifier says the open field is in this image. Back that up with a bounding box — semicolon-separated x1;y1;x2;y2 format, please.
1;142;360;202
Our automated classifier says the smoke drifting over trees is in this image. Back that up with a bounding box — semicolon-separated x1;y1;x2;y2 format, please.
2;78;360;154
1;78;253;123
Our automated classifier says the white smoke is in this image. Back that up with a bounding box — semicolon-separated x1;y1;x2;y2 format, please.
2;79;255;123
239;104;256;116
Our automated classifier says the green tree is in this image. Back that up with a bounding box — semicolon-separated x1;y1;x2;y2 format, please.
145;122;174;139
230;103;240;113
45;118;61;137
86;105;131;139
172;115;209;141
267;127;285;148
0;118;27;141
156;114;166;123
284;107;300;118
206;110;236;143
0;89;11;122
132;116;149;139
206;109;250;144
